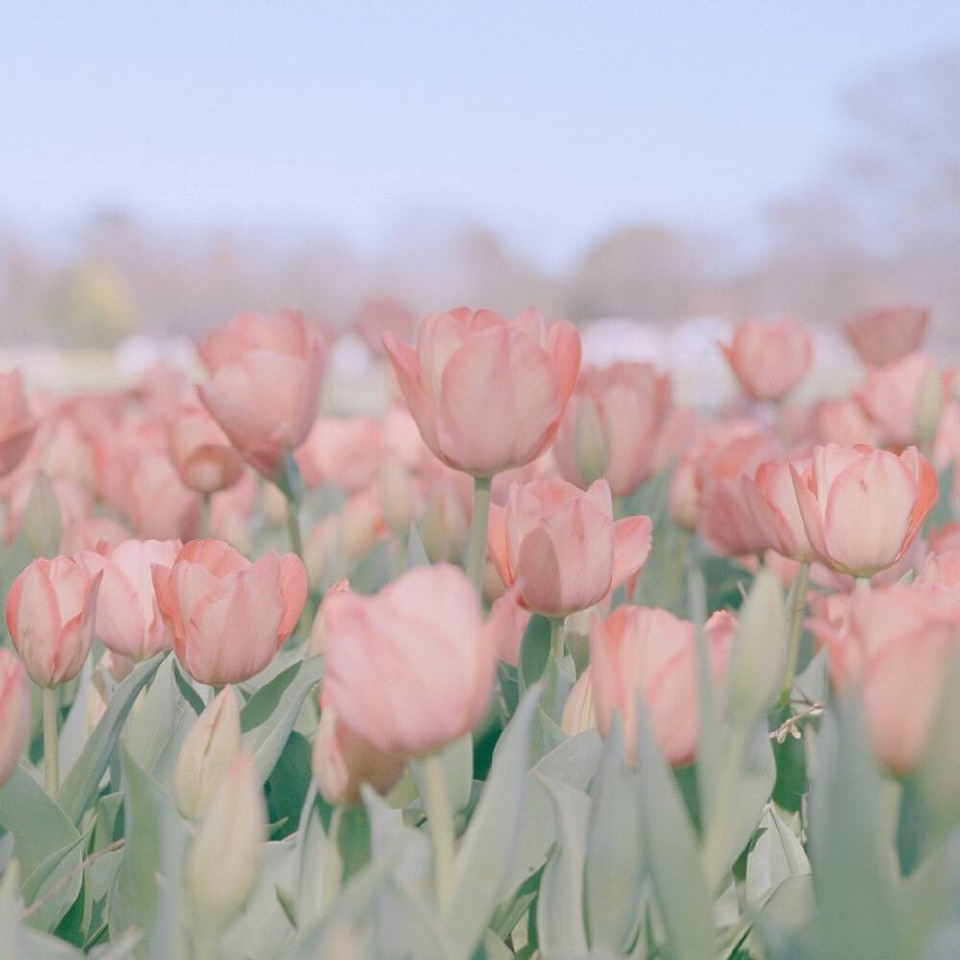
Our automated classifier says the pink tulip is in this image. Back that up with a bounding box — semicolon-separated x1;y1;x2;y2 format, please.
720;318;813;402
383;307;580;476
553;363;675;497
126;451;202;541
295;417;383;493
918;549;960;589
844;306;929;367
0;371;39;479
0;651;30;788
488;478;652;618
813;397;880;448
79;539;182;661
312;703;407;806
791;444;937;577
60;516;129;556
322;565;505;756
590;607;737;766
153;540;306;686
930;522;960;556
809;583;960;775
167;399;245;494
198;310;325;480
353;297;417;358
6;556;103;687
743;458;815;562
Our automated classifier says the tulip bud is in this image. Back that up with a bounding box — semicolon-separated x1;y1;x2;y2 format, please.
22;472;61;558
307;579;350;658
261;482;289;526
175;687;241;820
0;650;31;789
379;459;414;537
419;486;469;564
725;571;786;724
186;753;265;933
561;666;596;736
915;364;946;455
572;398;609;487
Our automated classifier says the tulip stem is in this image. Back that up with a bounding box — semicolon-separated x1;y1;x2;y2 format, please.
200;491;211;539
285;496;303;561
421;752;455;917
856;576;871;592
464;475;493;597
550;617;565;661
780;561;811;706
42;687;59;798
321;806;344;910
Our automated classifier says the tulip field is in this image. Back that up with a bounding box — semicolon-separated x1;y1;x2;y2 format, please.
0;303;958;959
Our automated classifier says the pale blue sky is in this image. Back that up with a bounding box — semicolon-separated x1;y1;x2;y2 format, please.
2;2;959;267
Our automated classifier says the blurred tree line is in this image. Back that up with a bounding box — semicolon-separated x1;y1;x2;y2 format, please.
1;43;957;347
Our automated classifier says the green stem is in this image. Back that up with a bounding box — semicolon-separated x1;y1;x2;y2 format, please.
200;491;212;539
549;617;565;661
464;475;493;597
321;806;344;910
856;576;872;592
780;561;811;705
285;495;303;561
42;687;59;799
421;752;455;916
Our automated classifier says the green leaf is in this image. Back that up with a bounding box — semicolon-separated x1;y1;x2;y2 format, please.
518;615;551;693
496;661;520;721
373;877;455;958
0;862;84;959
443;684;540;959
121;657;191;777
406;523;430;569
240;654;324;782
536;777;590;955
411;734;473;822
635;699;715;959
746;806;810;905
58;653;166;827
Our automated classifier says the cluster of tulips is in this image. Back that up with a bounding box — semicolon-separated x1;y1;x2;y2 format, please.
0;299;957;958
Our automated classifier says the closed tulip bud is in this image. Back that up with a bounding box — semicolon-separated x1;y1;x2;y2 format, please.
6;556;103;687
175;686;241;820
561;665;597;737
844;305;929;367
380;458;415;537
0;651;31;788
167;399;245;494
419;485;469;563
570;398;609;488
720;318;813;402
22;472;62;558
312;703;406;806
187;753;265;932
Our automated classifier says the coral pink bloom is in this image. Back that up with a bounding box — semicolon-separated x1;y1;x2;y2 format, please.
553;363;675;497
126;451;202;541
857;353;950;448
60;516;129;556
0;371;39;479
152;540;306;686
79;539;182;661
353;297;418;358
720;318;813;402
0;651;31;788
322;565;506;756
295;417;383;493
791;444;937;578
383;307;581;476
918;549;960;589
930;522;960;556
6;556;103;687
813;397;880;448
743;458;815;563
167;399;245;494
590;607;737;766
808;583;960;775
844;305;929;367
488;478;652;618
198;310;325;480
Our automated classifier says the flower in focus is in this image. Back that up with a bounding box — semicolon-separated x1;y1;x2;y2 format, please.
488;478;652;617
383;307;580;476
0;650;31;788
720;318;813;402
844;305;929;367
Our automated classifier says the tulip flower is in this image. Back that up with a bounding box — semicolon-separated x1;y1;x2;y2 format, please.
353;296;417;358
153;539;306;686
175;686;242;820
167;399;245;494
198;310;325;480
306;578;350;658
59;516;129;556
322;564;505;756
382;307;580;477
844;305;929;367
312;703;407;806
295;417;383;493
743;458;815;563
0;651;31;789
813;397;880;447
720;318;813;402
790;444;937;578
79;539;181;661
590;606;737;766
487;478;652;618
0;370;39;479
6;555;103;687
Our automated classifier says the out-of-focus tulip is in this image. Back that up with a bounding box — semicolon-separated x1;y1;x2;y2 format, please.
844;305;929;367
720;318;813;402
21;472;63;558
791;444;937;577
186;753;265;932
383;307;580;476
296;417;383;493
813;397;880;447
167;399;245;494
590;607;737;766
0;650;31;788
60;516;129;556
199;310;325;480
488;478;652;617
353;297;418;358
0;371;39;479
124;451;201;541
490;591;531;667
930;522;960;556
553;363;674;497
208;472;257;554
175;686;241;820
322;565;505;756
153;539;306;686
561;665;597;737
808;583;960;775
918;549;960;589
307;578;350;658
419;483;470;564
380;458;415;538
79;539;181;661
6;556;103;687
312;703;407;806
